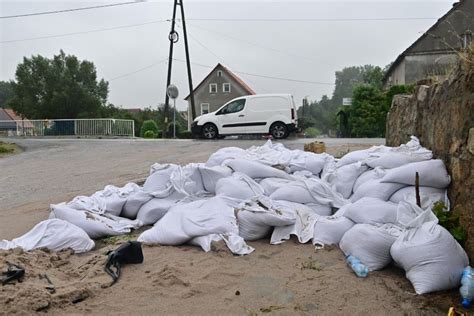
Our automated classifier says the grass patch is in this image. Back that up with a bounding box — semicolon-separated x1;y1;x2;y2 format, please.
300;259;324;271
0;142;19;156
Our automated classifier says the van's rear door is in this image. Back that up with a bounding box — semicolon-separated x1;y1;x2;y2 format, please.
291;95;298;127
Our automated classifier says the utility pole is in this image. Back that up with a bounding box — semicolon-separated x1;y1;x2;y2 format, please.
164;0;196;137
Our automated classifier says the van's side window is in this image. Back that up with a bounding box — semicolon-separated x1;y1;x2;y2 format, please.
217;99;246;115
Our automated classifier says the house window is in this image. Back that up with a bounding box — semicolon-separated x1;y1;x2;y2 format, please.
209;83;217;93
217;70;223;77
223;83;231;93
461;31;472;49
201;103;210;115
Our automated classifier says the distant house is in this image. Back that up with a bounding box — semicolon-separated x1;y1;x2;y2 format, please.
0;108;33;135
383;0;473;88
184;63;255;129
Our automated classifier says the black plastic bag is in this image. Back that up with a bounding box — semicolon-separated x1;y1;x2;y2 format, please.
105;241;143;284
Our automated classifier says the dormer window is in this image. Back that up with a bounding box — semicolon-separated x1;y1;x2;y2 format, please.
217;70;223;77
209;83;217;93
223;83;231;93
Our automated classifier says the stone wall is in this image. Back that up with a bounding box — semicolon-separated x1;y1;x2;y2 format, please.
386;61;474;256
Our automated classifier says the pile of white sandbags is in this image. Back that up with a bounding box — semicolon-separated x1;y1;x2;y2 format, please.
1;137;467;295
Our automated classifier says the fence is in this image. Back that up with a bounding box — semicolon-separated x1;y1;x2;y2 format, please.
0;119;135;137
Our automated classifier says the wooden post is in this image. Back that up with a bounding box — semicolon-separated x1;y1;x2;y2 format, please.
415;172;421;207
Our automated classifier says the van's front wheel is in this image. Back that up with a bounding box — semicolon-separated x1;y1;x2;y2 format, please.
202;123;218;139
270;122;288;139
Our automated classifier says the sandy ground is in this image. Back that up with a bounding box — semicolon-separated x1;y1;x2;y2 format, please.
0;137;461;315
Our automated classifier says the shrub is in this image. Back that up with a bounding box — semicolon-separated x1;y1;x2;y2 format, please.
143;130;157;139
304;127;321;138
432;201;466;245
140;120;159;137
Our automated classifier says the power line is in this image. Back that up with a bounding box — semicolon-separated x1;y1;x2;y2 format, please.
109;58;168;81
185;17;437;22
0;1;144;19
0;19;169;44
173;58;334;86
189;23;338;67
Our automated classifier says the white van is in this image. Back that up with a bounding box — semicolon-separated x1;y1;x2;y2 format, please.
191;94;298;139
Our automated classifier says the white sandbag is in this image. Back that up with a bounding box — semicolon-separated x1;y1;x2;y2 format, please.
343;198;398;225
352;168;386;193
288;152;328;175
50;203;134;239
312;215;355;247
170;163;206;196
340;223;402;271
205;147;248;167
305;203;333;216
135;191;185;226
221;233;255;255
271;205;319;245
188;234;222;252
198;165;233;194
336;146;387;167
351;178;405;202
390;186;449;210
270;178;348;208
137;197;238;246
121;189;154;219
391;221;468;294
67;195;106;215
365;152;430;169
331;162;368;199
215;172;264;201
143;163;178;196
259;178;293;196
91;183;140;216
381;159;451;189
0;219;94;253
236;197;296;241
225;158;293;180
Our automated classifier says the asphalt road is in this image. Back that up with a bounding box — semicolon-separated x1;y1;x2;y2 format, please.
0;137;384;239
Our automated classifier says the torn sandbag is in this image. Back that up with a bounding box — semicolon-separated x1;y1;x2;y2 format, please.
170;163;206;196
0;219;94;253
198;165;233;194
330;162;368;199
312;215;355;247
391;221;468;294
236;197;296;241
351;178;406;202
50;203;134;239
343;197;398;225
270;205;319;245
225;158;294;180
215;172;264;201
340;223;402;271
270;177;348;208
381;159;451;189
135;191;186;226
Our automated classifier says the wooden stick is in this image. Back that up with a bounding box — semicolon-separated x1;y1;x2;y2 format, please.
415;172;421;207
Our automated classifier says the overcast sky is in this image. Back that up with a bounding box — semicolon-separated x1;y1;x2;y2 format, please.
0;0;456;111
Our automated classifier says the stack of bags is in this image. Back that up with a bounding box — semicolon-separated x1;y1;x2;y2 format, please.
0;137;467;294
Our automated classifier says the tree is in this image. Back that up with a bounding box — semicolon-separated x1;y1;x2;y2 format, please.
9;50;108;119
349;85;386;137
0;81;14;108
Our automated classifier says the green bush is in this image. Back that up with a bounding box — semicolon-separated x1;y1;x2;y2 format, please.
143;130;157;139
304;127;321;138
432;201;466;245
140;120;159;137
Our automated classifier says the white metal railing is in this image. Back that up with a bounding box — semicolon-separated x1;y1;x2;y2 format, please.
0;119;135;137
